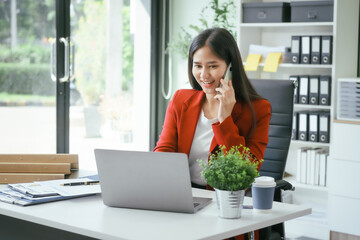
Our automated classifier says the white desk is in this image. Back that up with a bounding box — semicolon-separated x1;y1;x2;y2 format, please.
0;187;310;240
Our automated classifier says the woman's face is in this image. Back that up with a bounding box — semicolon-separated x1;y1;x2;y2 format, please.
192;45;228;95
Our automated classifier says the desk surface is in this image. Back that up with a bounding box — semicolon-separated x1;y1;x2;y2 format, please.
0;187;310;240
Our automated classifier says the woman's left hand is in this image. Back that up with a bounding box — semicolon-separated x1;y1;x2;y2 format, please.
214;79;236;123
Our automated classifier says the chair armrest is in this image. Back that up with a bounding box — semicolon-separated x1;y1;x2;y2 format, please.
275;179;294;191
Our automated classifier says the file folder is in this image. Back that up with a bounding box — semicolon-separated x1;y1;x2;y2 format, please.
301;36;311;64
298;111;308;141
320;75;331;105
308;112;319;142
307;148;321;185
321;35;333;64
311;36;321;64
299;147;311;183
309;75;320;105
291;36;301;63
290;75;299;104
292;112;298;140
299;75;309;104
319;152;328;186
319;111;330;143
314;148;326;185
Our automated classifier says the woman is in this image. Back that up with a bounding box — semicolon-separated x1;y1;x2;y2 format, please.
154;28;271;190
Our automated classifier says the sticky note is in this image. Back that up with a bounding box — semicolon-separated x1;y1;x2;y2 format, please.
263;52;282;72
244;54;262;71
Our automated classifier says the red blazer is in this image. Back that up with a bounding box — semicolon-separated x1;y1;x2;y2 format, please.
153;89;271;166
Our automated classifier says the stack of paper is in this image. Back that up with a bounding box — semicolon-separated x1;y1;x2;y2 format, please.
0;178;101;206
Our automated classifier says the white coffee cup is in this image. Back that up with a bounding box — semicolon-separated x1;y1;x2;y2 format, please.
251;176;276;213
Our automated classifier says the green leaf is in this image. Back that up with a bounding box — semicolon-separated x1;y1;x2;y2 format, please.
199;144;262;191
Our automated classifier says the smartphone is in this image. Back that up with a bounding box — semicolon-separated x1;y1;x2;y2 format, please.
223;63;232;84
218;63;232;94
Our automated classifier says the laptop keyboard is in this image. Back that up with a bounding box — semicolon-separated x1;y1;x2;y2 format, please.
193;202;200;208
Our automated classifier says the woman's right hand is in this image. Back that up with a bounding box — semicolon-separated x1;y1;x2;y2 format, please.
214;79;236;123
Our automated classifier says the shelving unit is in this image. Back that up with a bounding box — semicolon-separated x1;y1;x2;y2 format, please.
238;0;359;239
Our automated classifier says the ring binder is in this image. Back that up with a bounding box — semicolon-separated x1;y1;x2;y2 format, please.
299;76;310;104
308;112;319;142
301;36;311;64
321;36;333;64
319;112;330;143
320;76;331;105
311;36;321;64
298;111;309;141
309;76;320;105
291;36;301;63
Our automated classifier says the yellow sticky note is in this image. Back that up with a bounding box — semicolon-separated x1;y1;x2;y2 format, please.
244;54;262;71
263;52;282;72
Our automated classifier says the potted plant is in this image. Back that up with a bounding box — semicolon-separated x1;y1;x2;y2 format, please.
199;145;261;219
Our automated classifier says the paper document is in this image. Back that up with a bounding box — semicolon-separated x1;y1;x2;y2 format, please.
244;54;262;71
0;178;101;206
37;178;101;197
8;183;59;198
248;44;287;61
263;52;282;72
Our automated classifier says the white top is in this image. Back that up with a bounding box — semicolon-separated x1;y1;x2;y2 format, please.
188;110;218;186
0;185;312;240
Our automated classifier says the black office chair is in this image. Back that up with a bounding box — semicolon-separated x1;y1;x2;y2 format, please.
249;79;296;240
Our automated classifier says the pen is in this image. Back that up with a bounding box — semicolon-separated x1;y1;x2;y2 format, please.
61;181;100;186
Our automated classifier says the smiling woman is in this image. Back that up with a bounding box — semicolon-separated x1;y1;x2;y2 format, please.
154;28;271;191
192;45;228;94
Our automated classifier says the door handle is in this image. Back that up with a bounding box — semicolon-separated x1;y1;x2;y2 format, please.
70;41;75;81
50;37;74;82
50;38;57;81
59;37;70;83
161;0;171;100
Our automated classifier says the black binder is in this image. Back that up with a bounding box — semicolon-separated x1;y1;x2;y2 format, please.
298;111;308;141
319;111;330;143
321;35;333;64
309;75;320;105
291;36;301;63
308;111;319;142
292;112;298;140
301;36;311;64
311;36;321;64
320;76;331;105
290;75;299;104
299;75;309;104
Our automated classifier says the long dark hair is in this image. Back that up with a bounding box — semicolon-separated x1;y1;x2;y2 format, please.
188;28;262;137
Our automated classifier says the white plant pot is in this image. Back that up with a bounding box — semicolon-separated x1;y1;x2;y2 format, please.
215;188;245;219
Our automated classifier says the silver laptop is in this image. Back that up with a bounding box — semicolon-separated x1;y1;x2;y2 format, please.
94;149;212;213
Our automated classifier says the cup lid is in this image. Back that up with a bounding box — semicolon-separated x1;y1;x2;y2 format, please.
252;176;276;187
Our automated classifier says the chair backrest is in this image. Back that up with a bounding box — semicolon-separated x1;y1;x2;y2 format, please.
250;79;295;181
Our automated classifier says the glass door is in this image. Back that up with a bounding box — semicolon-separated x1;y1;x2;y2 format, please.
0;0;57;153
0;0;151;170
69;0;151;170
